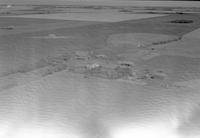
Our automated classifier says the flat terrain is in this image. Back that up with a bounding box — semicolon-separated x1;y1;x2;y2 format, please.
0;5;200;138
0;13;200;78
8;13;165;22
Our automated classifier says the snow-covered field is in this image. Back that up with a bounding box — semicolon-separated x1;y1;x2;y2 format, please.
0;68;200;138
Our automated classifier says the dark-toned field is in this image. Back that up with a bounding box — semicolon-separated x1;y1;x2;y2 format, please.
0;13;200;80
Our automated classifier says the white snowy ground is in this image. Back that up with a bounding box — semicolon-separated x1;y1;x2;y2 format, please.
0;68;200;138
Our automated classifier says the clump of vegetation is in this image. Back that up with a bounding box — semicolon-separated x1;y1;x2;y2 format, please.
169;19;193;24
46;54;70;66
119;9;133;13
44;64;68;76
151;37;182;46
136;69;168;81
80;61;136;80
114;66;134;79
0;26;15;30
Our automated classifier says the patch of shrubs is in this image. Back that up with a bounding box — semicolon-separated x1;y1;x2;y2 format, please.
151;37;181;45
169;19;193;24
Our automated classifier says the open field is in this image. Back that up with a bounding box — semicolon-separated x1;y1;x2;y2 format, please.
0;13;199;77
9;13;165;22
0;5;200;138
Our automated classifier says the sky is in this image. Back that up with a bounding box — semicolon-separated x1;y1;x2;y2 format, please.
1;0;200;7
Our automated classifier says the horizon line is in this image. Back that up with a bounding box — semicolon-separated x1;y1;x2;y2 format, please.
1;0;200;7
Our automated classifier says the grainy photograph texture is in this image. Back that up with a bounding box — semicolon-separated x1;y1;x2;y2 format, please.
0;0;200;138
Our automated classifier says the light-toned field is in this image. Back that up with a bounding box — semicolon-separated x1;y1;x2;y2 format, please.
0;17;101;36
183;28;200;39
8;13;165;22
